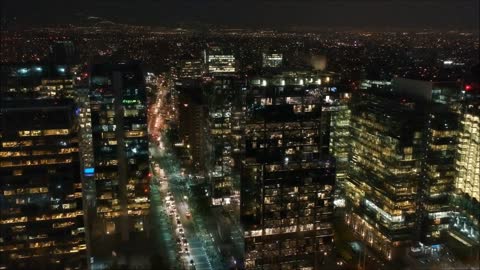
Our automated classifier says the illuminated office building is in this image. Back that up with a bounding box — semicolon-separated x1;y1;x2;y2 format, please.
416;108;458;245
449;69;480;251
392;78;463;247
88;62;150;241
177;59;204;79
0;99;86;270
345;86;422;260
75;79;96;265
328;92;351;205
175;76;244;206
262;53;283;68
75;86;95;204
204;46;236;74
345;77;461;259
175;76;244;208
204;77;245;206
449;104;479;247
0;63;74;99
454;107;479;201
242;72;336;269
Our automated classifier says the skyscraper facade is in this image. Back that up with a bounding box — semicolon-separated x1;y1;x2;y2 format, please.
177;60;205;79
204;46;236;74
450;104;479;246
0;99;86;270
88;62;150;241
454;106;480;201
205;76;244;206
416;108;458;245
0;63;74;99
345;78;462;259
345;87;422;260
262;53;283;68
242;72;336;269
176;79;207;171
327;92;351;205
449;70;480;255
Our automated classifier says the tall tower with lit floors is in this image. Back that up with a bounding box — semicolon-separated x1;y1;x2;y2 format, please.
449;66;480;263
241;72;336;269
0;99;87;270
88;61;150;267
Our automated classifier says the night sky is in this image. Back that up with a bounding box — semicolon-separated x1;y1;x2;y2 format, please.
2;0;479;30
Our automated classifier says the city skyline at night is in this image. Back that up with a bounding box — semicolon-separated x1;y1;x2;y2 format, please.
0;1;479;270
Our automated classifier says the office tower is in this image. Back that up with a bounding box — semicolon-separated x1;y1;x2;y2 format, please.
175;76;244;206
328;92;351;205
177;59;204;79
416;108;458;245
262;53;283;68
204;46;236;74
75;86;95;205
204;76;245;207
449;67;480;256
75;79;96;267
345;77;461;259
176;79;208;171
454;107;479;201
88;62;150;244
242;72;336;269
345;85;422;260
393;78;462;247
0;63;74;99
229;79;247;210
450;104;479;244
0;99;86;270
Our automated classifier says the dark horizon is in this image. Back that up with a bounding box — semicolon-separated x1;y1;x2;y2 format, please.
1;0;479;31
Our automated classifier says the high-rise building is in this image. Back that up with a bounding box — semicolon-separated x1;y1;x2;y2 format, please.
204;76;245;207
454;107;479;201
327;92;351;206
449;66;480;256
204;46;236;74
262;53;283;68
176;79;208;171
0;99;87;269
345;77;461;259
242;72;336;269
449;104;479;245
88;62;150;246
345;86;422;260
75;78;96;267
0;63;75;99
416;107;458;245
177;59;204;79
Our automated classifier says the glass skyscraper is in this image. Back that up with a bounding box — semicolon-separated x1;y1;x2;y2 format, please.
0;99;86;270
345;78;462;259
449;71;479;258
88;62;150;244
242;72;336;269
